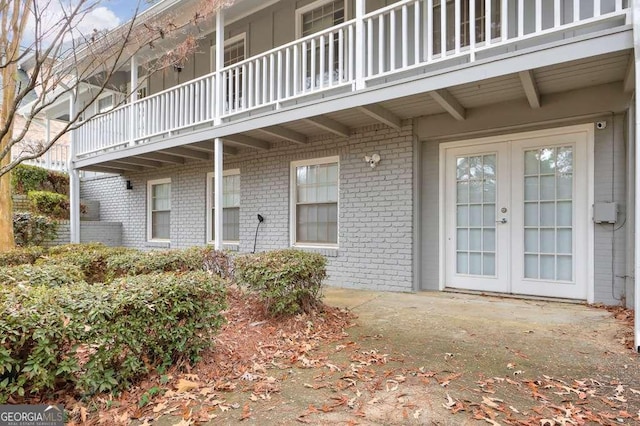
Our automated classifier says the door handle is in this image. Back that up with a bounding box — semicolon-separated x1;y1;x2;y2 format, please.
496;218;507;224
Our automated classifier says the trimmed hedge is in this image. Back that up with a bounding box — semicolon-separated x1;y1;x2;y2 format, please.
27;191;69;219
0;264;85;287
38;244;136;283
105;247;210;280
0;247;47;267
235;249;326;316
11;164;69;195
0;271;227;400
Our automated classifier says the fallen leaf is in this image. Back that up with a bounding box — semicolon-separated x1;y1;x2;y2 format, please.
153;402;167;413
175;379;200;393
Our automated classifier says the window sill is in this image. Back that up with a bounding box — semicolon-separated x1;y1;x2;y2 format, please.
145;240;171;249
292;245;339;258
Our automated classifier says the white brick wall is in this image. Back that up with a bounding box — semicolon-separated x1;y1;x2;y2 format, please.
45;221;122;247
81;122;416;292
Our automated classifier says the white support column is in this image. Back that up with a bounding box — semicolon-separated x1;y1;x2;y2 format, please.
68;95;80;244
129;55;138;146
632;1;640;353
214;137;224;250
355;0;366;89
214;10;225;124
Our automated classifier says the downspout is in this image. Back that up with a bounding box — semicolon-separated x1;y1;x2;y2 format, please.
633;1;640;352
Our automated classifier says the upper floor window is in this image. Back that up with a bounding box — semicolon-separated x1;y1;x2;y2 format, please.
433;0;501;54
298;0;346;38
291;157;339;246
147;178;171;241
207;170;241;244
210;33;246;71
97;94;114;113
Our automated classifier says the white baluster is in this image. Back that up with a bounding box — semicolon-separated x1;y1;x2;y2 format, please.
502;0;508;40
379;14;385;74
518;0;524;37
440;0;446;56
367;19;374;76
391;9;396;69
486;0;492;44
535;0;542;32
329;32;335;86
269;53;275;101
455;0;460;53
415;0;421;64
427;0;433;61
320;35;326;88
402;5;408;67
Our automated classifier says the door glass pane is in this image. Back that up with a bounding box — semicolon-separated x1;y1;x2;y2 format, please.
523;146;574;281
455;153;496;276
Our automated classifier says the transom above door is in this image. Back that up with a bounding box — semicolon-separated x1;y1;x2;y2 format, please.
442;126;592;300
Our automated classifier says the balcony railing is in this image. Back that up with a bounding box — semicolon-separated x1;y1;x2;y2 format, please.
75;0;629;159
12;143;69;172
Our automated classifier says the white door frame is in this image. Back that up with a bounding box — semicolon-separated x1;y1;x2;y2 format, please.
438;124;595;302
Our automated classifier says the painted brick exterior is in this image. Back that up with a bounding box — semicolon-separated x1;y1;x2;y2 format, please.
44;221;122;247
81;123;416;292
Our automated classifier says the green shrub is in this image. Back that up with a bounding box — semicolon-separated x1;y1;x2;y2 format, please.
11;164;49;194
27;191;69;219
105;247;209;280
13;212;58;247
0;247;47;267
0;271;227;400
39;244;134;283
235;249;327;316
0;264;85;287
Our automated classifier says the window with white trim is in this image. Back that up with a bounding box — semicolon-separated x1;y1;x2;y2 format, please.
291;157;339;246
207;170;240;243
97;94;114;113
296;0;346;88
298;0;345;37
147;178;171;241
211;34;246;110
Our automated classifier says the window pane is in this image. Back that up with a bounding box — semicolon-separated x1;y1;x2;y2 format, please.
296;203;337;244
152;211;170;239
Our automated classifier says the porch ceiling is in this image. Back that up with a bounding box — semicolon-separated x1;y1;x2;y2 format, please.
79;50;632;174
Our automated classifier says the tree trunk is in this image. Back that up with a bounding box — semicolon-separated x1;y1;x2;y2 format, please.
0;139;14;251
0;64;16;251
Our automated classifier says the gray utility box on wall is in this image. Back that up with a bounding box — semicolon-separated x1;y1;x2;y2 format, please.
593;202;618;224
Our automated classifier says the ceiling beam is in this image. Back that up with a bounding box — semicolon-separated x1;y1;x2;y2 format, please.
358;104;402;130
303;116;351;138
188;141;240;156
257;126;308;145
161;147;211;161
82;166;124;175
99;162;144;172
136;152;186;164
223;134;271;151
430;89;466;121
113;157;163;168
624;55;635;93
518;70;541;109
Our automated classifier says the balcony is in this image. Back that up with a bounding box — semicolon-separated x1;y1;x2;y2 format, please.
74;0;631;161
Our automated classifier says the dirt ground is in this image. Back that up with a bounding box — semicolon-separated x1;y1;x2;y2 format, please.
141;288;638;425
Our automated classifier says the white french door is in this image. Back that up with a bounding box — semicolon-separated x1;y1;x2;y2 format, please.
444;128;591;300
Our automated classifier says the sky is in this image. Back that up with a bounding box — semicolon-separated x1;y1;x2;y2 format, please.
23;0;153;49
